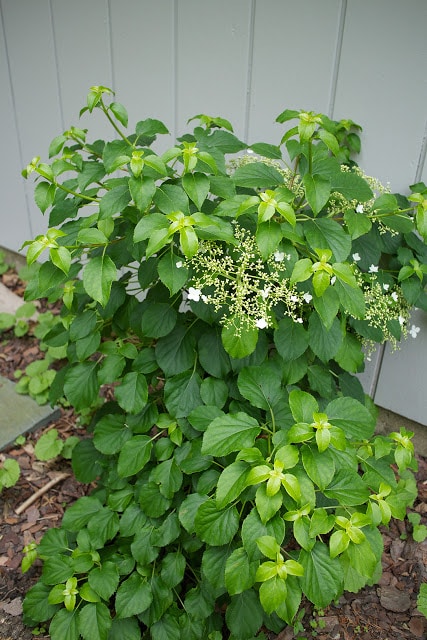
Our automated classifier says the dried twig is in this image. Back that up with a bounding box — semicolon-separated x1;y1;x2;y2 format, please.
15;472;70;515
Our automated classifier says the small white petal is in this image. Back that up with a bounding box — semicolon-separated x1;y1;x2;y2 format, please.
303;292;313;303
260;288;270;300
383;283;390;291
296;317;303;324
187;287;201;302
356;204;364;213
256;318;268;329
274;250;285;262
409;324;420;338
399;315;405;326
391;292;399;302
352;253;361;262
330;276;336;285
201;295;208;303
369;264;379;273
290;295;299;303
176;261;183;268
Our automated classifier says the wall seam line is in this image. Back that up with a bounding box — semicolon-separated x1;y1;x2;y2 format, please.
106;0;115;90
243;0;256;143
0;0;34;238
328;0;347;118
173;0;178;141
48;0;65;130
414;117;427;183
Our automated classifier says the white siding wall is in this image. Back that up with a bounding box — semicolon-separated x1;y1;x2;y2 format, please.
0;0;426;423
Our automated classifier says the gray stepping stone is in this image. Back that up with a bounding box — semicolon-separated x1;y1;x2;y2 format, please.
0;376;60;450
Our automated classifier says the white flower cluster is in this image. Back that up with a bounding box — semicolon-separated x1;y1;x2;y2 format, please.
187;226;306;333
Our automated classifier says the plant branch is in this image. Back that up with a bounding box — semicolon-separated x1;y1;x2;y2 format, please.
16;472;70;515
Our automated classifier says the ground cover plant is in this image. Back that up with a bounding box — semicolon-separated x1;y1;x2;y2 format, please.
20;86;427;639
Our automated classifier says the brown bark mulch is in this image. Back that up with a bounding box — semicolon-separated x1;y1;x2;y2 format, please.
1;266;427;640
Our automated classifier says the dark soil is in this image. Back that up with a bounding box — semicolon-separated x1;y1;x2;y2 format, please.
1;266;427;640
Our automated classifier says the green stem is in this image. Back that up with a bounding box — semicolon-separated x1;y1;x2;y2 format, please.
100;98;133;147
54;181;99;203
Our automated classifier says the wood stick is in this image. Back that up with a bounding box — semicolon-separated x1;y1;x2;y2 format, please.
15;472;70;515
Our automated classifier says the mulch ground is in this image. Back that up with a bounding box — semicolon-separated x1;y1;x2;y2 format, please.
0;265;427;640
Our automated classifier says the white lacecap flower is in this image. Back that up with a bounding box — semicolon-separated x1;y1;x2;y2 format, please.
290;295;299;303
330;276;336;285
383;283;390;291
256;318;268;329
296;318;303;324
399;315;405;326
260;288;270;300
201;295;208;303
391;291;399;302
369;264;379;273
409;325;420;339
176;261;183;268
247;149;254;155
356;204;364;213
303;292;313;303
352;253;361;262
187;287;202;302
274;250;285;262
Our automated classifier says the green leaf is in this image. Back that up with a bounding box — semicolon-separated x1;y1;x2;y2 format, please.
416;207;427;241
158;252;188;295
308;313;342;362
160;551;186;588
93;414;131;455
242;509;285;561
195;500;239;545
232;162;284;188
87;507;119;547
288;389;318;423
326;396;375;439
274;317;310;361
202;412;261;456
82;255;117;306
344;208;372;239
110;101;128;126
225;547;257;595
49;608;79;640
303;174;331;215
62;496;103;531
305;218;351;262
237;364;282;410
99;185;131;219
117;435;152;477
108;617;143;640
133;212;169;243
129;176;156;212
0;458;20;488
182;172;210;209
300;542;343;608
335;332;364;372
259;576;288;615
216;461;249;509
141;303;177;338
225;590;264;639
79;602;112;640
324;469;370;505
417;583;427;617
115;371;148;414
154;184;189;215
88;562;119;601
256;220;282;259
64;362;99;411
115;573;153;619
35;181;56;213
221;319;258;358
164;370;202;418
34;429;63;460
136;117;169;138
302;445;335;490
334;279;365;318
179;225;199;258
330;168;373;201
156;324;196;376
198;329;232;377
255;484;283;524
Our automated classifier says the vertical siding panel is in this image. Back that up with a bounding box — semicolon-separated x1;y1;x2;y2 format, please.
51;0;113;140
0;4;31;249
247;0;341;145
175;0;252;140
333;0;427;192
109;0;175;149
374;310;427;425
2;0;62;239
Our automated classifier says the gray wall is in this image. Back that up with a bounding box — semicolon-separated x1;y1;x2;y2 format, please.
1;0;426;423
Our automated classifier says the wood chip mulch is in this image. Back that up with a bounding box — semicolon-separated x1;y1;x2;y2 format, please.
0;265;427;640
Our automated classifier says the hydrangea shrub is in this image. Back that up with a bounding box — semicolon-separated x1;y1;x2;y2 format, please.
20;87;427;640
